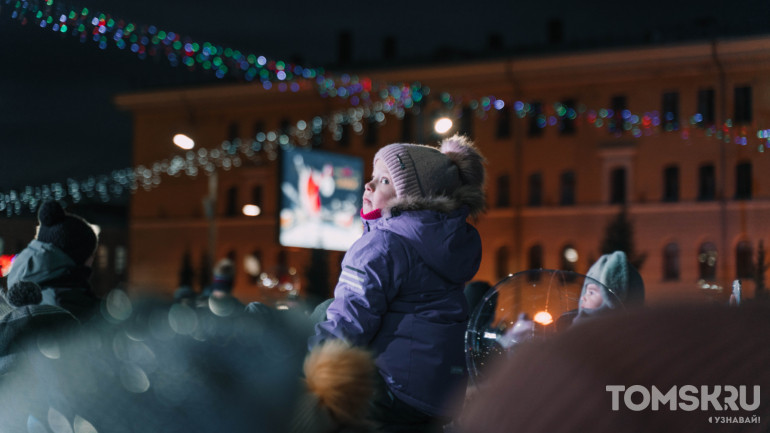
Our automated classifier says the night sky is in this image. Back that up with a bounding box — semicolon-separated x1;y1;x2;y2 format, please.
1;0;768;194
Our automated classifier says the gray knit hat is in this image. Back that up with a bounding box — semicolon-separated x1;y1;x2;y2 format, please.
373;135;485;200
585;251;645;307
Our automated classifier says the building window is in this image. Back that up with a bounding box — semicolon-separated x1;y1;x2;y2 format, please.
251;185;263;208
496;174;510;208
252;120;265;141
661;91;679;131
528;244;543;282
226;186;238;217
698;242;718;281
696;88;715;127
528;172;543;206
528;244;544;270
460;106;473;138
495;246;509;281
558;99;576;135
736;241;754;279
365;116;379;146
560;170;575;205
609;167;626;204
698;164;716;201
609;95;627;134
662;165;679;202
663;242;679;281
496;105;511;139
734;86;752;124
227;122;240;142
114;245;127;275
735;161;752;200
279;118;291;136
528;102;543;137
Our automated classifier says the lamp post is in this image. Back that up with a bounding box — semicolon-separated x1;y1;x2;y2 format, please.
174;133;218;284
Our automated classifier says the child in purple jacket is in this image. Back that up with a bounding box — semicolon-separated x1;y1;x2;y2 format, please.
309;135;486;432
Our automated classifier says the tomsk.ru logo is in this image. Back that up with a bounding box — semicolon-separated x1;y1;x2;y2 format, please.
606;385;760;411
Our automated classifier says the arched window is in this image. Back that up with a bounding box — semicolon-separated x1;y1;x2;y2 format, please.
560;170;575;205
609;167;626;204
495;246;509;281
528;172;543;206
528;244;544;270
225;186;239;217
662;165;679;202
698;242;718;281
735;161;752;200
663;242;679;281
528;244;543;282
735;241;754;279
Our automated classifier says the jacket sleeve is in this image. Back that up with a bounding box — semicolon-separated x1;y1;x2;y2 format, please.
309;230;403;348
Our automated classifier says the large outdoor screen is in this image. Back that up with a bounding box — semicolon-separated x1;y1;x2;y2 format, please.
279;147;364;251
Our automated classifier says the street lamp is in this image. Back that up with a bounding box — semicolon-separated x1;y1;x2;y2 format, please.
434;117;453;134
173;133;195;150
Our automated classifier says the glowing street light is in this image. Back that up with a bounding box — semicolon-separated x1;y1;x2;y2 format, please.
173;133;195;149
434;117;453;134
242;204;261;216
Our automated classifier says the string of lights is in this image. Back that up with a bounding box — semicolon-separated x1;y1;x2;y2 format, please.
2;0;768;217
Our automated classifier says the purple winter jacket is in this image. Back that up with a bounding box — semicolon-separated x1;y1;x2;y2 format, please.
310;206;482;417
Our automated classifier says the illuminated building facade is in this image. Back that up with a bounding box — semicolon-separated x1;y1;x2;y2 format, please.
117;36;770;305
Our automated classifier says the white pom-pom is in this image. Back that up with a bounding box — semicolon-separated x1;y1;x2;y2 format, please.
440;135;486;189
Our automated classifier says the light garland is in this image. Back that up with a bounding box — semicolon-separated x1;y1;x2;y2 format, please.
2;0;768;217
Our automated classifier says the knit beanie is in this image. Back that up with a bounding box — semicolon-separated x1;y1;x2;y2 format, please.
585;251;645;307
373;134;485;202
212;258;235;292
35;201;98;265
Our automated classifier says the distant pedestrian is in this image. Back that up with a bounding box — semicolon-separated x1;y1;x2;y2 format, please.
6;200;99;321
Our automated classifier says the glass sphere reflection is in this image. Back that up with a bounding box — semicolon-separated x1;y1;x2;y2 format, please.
465;269;622;387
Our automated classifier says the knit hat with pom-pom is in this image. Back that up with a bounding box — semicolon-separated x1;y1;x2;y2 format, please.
36;201;98;265
373;135;486;215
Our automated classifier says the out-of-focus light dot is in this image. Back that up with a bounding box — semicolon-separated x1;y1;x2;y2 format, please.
120;364;150;393
533;311;553;325
434;117;453;134
262;81;272;90
494;100;505;110
242;204;261;216
564;247;578;263
514;101;524;111
48;408;70;433
168;303;198;335
297;120;307;131
74;415;98;433
36;334;61;359
257;55;267;66
105;289;133;321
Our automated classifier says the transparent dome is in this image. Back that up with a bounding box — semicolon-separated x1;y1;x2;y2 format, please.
465;269;623;387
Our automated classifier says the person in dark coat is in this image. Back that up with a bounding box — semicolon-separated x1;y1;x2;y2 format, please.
5;200;99;322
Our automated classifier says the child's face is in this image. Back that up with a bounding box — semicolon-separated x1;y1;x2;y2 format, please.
363;159;397;213
580;283;604;309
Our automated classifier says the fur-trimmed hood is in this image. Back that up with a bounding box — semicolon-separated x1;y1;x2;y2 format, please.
384;183;486;219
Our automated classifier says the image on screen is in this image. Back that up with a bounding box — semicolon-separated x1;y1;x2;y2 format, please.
279;148;364;251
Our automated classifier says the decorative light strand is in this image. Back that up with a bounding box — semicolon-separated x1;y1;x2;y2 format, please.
4;0;768;148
